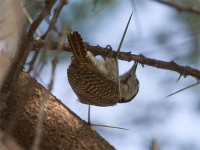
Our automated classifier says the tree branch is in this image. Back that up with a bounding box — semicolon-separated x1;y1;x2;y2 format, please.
41;0;68;39
31;39;200;80
0;72;115;150
28;0;57;38
153;0;200;15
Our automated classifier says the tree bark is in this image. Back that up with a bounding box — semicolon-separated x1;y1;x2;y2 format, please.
0;72;115;150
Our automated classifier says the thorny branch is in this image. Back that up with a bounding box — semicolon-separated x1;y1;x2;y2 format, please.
153;0;200;15
31;39;200;81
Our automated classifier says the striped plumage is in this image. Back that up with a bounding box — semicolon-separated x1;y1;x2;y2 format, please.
67;31;139;106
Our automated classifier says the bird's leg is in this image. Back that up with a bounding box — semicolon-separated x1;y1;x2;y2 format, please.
87;105;91;125
103;45;113;60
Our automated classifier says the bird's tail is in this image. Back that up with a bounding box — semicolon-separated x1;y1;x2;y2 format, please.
67;31;87;62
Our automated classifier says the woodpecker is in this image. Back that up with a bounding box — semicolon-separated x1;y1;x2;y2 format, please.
67;31;139;106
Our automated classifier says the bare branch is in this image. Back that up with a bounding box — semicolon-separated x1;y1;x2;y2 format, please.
153;0;200;15
28;0;57;38
27;50;40;73
48;28;67;91
31;39;200;80
22;4;42;36
41;0;68;39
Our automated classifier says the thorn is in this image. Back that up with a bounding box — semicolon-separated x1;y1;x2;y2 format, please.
170;60;177;66
117;11;133;53
141;64;144;67
165;82;200;98
139;53;145;58
84;42;89;45
91;123;129;130
84;42;89;49
171;60;176;64
176;74;182;83
115;12;133;102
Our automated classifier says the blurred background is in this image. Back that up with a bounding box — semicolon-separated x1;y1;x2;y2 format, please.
1;0;200;149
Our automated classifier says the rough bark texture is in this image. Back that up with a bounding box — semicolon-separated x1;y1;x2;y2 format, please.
0;72;115;150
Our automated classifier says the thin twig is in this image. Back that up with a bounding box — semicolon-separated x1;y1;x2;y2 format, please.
91;124;128;130
165;82;200;98
27;50;40;74
153;0;200;15
22;4;42;36
48;28;66;91
33;48;48;79
41;0;67;39
116;12;133;101
28;0;57;38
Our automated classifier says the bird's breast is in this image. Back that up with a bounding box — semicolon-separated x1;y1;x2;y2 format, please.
67;63;120;106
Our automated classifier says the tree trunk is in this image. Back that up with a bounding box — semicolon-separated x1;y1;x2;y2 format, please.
0;72;115;150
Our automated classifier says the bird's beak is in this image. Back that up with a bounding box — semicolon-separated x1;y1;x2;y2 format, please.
132;62;138;73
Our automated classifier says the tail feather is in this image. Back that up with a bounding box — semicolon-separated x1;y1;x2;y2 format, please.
67;31;87;62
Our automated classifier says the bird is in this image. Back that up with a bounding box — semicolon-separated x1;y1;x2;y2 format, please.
67;31;139;107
